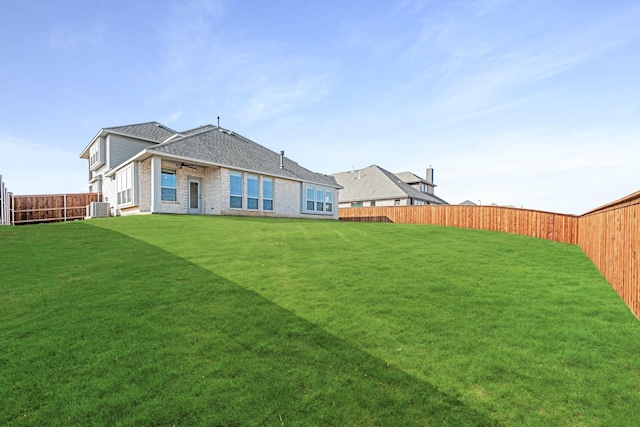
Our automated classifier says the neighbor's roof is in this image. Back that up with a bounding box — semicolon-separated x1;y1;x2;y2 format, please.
394;171;436;187
332;165;447;204
146;127;339;187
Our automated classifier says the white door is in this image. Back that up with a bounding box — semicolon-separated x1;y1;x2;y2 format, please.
188;178;202;214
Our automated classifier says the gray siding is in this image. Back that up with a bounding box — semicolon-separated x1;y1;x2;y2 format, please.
107;134;156;169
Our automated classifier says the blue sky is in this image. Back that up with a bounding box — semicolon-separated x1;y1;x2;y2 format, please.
1;0;639;214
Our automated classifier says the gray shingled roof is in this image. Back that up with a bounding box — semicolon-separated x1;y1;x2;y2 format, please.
105;121;179;143
394;171;435;186
147;127;338;187
332;165;447;204
180;124;217;136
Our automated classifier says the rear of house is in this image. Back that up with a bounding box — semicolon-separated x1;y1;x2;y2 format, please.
80;122;340;220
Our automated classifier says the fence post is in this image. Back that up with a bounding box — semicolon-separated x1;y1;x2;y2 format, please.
63;194;67;222
11;193;15;226
0;174;4;225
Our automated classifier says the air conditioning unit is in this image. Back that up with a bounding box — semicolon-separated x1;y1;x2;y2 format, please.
87;201;111;218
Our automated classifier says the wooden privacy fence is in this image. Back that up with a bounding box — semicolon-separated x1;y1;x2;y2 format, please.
340;198;640;320
10;193;101;225
339;205;579;244
578;191;640;320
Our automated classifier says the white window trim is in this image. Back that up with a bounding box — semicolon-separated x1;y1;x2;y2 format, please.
263;177;274;211
302;183;335;215
116;163;136;207
247;174;259;210
89;138;105;170
161;169;178;202
230;171;278;212
230;171;243;209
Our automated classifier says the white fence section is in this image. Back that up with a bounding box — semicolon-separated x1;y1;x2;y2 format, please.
0;174;12;226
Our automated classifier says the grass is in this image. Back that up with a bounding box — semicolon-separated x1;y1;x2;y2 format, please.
1;215;639;426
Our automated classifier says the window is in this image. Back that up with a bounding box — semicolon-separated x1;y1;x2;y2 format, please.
316;187;324;212
161;169;177;201
89;138;105;169
90;143;99;166
306;186;315;211
230;172;243;208
263;178;273;211
230;172;277;211
370;200;376;207
351;201;363;207
325;190;333;212
247;175;259;210
394;199;400;206
116;164;133;206
303;184;335;214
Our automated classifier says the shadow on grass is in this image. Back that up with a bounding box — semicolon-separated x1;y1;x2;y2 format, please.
1;222;497;426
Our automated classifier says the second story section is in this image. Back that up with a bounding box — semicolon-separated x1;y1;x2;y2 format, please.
79;122;179;193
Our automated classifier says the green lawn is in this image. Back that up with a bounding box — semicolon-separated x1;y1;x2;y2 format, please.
1;215;639;426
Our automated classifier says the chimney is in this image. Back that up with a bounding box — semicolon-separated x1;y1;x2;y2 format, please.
426;166;434;184
280;151;285;169
425;166;435;195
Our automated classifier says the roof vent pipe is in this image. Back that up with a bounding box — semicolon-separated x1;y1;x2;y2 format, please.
280;151;285;169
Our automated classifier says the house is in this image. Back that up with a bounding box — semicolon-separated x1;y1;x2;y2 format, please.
332;164;448;207
79;122;340;219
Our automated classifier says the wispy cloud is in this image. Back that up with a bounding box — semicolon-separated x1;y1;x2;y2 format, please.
418;3;640;118
162;0;225;74
156;0;335;124
49;21;106;52
337;1;640;127
241;72;331;123
165;109;183;123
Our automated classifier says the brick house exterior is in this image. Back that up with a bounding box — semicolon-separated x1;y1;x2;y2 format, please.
80;122;340;219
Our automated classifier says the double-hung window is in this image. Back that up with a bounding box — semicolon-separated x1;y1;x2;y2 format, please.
316;187;324;212
247;175;259;210
89;137;105;170
306;186;315;211
161;169;177;201
263;178;273;211
230;172;243;208
324;189;333;212
116;164;133;206
303;184;335;215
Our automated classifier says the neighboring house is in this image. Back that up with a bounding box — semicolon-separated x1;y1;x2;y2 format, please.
332;164;448;208
79;122;340;219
